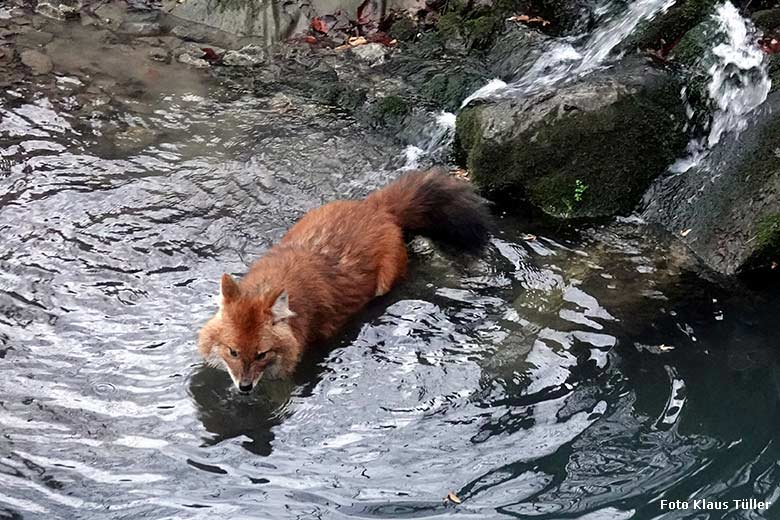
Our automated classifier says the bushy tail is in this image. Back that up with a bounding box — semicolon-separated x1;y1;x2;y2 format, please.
366;168;492;251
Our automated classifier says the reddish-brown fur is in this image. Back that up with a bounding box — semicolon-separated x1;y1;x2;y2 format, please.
198;168;490;391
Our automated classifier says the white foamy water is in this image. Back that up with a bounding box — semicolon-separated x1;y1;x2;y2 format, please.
401;111;457;169
670;1;771;173
471;0;674;101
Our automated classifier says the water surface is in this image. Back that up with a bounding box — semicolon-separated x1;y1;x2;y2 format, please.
1;65;779;520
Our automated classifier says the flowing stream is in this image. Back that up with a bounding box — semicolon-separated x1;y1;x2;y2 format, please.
1;2;779;520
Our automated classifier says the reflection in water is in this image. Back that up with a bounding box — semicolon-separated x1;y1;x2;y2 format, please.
1;61;780;520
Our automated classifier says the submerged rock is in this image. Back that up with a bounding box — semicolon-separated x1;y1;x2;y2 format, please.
642;90;780;275
455;56;687;218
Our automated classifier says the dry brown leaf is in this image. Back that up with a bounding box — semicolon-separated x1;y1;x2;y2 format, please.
348;36;368;46
507;14;550;26
450;167;470;180
446;491;462;504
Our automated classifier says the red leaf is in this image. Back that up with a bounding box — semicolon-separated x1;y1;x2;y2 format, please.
200;47;221;63
311;15;337;34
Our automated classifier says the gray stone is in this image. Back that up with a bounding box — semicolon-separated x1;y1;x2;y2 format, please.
119;22;162;36
350;43;387;66
16;30;54;47
222;45;265;66
35;0;82;20
20;49;53;75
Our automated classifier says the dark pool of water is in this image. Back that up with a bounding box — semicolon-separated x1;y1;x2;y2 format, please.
1;73;779;520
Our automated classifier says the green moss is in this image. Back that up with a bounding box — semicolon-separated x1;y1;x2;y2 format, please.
437;12;463;40
464;15;501;49
389;17;418;42
669;18;721;65
768;55;780;93
752;9;780;33
756;214;780;252
371;95;410;126
422;71;483;109
454;106;484;170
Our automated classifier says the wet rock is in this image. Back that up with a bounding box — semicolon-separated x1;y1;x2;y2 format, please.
20;49;53;75
0;46;15;66
94;1;127;26
222;46;265;66
642;90;780;275
177;52;209;68
752;8;780;34
147;46;169;62
624;0;719;53
35;0;82;20
16;30;54;47
175;41;223;67
487;23;548;79
455;56;688;218
170;23;212;43
350;43;387;66
119;21;162;36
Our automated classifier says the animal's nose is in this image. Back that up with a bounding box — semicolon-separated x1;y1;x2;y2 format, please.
238;382;253;393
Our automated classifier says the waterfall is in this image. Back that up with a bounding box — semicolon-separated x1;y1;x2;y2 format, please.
406;0;674;167
670;1;771;173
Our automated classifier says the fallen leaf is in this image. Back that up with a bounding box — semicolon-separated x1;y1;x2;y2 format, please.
507;14;550;27
450;167;470;180
311;15;336;34
348;36;368;46
304;35;317;44
446;492;462;504
680;228;692;237
200;47;222;63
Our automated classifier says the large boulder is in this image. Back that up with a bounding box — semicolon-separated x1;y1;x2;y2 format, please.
455;56;688;218
642;90;780;275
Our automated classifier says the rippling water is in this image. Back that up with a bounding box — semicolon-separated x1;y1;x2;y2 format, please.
1;71;779;520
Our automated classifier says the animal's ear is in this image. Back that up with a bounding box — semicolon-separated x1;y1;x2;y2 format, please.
271;290;296;323
220;273;240;303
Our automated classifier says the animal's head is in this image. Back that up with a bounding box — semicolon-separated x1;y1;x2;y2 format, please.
198;273;302;393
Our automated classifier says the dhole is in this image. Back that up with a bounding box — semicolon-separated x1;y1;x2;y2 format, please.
198;168;490;393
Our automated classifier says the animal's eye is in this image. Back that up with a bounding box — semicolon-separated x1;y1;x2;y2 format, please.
228;348;238;358
255;351;267;361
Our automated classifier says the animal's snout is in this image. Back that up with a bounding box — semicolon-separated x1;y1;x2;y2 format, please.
238;382;253;393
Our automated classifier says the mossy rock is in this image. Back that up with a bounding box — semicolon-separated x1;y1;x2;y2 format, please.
388;17;418;42
752;8;780;33
625;0;720;52
756;214;780;254
370;95;410;126
455;57;688;218
644;89;780;275
420;70;485;110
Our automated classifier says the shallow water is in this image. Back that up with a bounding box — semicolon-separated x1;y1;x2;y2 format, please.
1;64;780;520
